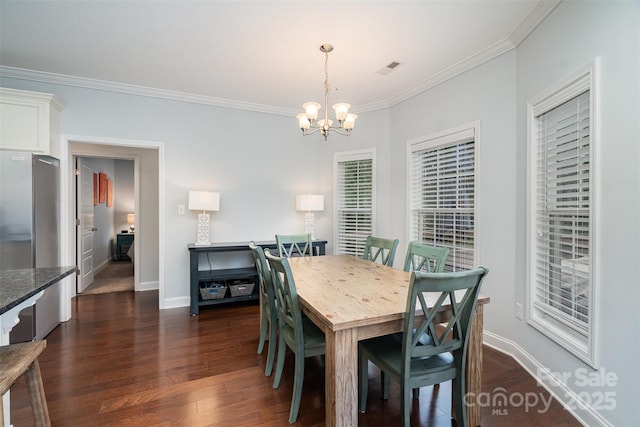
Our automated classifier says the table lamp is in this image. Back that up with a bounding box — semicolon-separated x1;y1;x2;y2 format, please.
296;194;324;239
127;213;135;233
188;190;220;246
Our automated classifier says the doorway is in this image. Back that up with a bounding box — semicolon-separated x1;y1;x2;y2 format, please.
59;135;164;322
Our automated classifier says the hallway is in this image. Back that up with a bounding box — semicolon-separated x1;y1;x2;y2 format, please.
81;261;134;295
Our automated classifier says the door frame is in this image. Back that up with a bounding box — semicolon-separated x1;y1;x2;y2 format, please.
59;134;165;322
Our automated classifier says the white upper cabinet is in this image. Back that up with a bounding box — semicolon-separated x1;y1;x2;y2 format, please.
0;88;64;154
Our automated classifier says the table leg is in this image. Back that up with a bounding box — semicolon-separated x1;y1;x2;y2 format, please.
325;328;358;427
466;303;484;427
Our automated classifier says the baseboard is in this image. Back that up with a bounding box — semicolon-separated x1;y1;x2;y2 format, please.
162;296;190;309
483;331;612;427
137;280;159;292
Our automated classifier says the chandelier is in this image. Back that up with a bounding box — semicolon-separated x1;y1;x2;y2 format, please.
296;44;357;141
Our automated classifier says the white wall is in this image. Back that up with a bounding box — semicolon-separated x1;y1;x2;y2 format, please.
389;1;639;425
0;78;388;303
513;2;640;425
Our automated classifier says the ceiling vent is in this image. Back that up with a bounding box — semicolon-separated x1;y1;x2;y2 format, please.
377;61;401;76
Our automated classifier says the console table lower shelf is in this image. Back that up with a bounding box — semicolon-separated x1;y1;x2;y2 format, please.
188;240;327;315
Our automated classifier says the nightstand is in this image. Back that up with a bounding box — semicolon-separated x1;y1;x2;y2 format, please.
116;233;134;261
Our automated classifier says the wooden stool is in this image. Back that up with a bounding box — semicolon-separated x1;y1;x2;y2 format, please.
0;340;50;427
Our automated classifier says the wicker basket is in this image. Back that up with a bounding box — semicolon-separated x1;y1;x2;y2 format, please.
200;283;227;300
228;280;255;297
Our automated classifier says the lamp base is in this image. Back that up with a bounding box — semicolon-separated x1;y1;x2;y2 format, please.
195;212;211;246
304;212;315;240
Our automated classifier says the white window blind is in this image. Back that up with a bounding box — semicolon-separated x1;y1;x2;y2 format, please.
409;128;475;272
533;90;591;336
527;61;597;366
334;152;374;256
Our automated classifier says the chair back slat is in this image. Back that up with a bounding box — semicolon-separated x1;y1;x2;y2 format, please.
402;268;488;366
276;234;313;258
363;236;399;267
403;241;450;273
249;241;275;312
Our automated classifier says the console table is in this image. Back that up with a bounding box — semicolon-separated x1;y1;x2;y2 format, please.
188;240;327;315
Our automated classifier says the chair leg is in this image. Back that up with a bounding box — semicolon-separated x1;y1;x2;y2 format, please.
381;370;390;400
272;334;287;389
264;318;277;376
452;376;468;427
288;353;305;423
25;360;51;427
257;309;268;355
401;380;411;427
358;354;368;413
413;387;420;399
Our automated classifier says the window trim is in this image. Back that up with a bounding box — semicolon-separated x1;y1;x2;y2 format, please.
526;59;600;367
333;148;376;256
406;121;480;271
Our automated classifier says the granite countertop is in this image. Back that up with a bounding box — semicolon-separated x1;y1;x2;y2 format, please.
0;266;77;315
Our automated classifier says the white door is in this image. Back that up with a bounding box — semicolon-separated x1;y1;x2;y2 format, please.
77;158;95;292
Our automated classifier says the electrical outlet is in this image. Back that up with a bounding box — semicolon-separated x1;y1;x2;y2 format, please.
516;303;523;320
178;204;185;215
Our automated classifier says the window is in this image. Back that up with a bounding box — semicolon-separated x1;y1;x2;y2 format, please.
408;123;478;272
334;149;375;256
527;61;598;366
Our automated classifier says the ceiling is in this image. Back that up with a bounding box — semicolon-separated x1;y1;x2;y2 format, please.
0;1;558;115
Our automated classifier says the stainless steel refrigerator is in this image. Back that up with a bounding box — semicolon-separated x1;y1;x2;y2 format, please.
0;150;62;343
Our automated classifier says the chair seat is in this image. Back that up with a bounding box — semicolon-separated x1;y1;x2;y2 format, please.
281;317;325;355
360;334;455;379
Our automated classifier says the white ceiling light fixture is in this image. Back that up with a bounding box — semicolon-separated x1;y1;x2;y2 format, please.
296;44;357;141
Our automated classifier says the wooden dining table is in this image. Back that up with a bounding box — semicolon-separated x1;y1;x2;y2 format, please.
287;255;490;427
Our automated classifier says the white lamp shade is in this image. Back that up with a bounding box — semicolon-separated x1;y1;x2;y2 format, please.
332;103;351;121
303;102;321;120
296;194;324;212
297;113;311;130
343;113;358;130
188;191;220;211
126;213;135;225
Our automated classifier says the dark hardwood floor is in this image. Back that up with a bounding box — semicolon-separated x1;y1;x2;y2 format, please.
10;290;581;426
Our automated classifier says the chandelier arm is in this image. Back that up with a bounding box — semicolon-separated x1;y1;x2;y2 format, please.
302;127;324;136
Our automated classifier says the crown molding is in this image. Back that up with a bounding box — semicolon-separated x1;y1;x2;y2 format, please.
509;0;561;46
386;37;516;106
0;65;299;117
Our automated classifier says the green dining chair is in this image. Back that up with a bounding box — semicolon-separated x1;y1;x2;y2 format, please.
363;236;399;267
275;233;314;258
358;267;489;427
403;241;450;273
249;241;277;377
265;249;326;424
384;241;450;399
